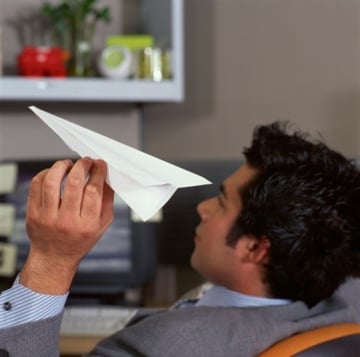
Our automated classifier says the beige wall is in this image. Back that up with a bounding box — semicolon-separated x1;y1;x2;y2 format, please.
0;102;140;160
145;0;360;161
1;0;360;162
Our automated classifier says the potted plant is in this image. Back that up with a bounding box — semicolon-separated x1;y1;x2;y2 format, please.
42;0;111;77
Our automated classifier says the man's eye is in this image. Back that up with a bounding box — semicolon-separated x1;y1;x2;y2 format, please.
217;196;225;207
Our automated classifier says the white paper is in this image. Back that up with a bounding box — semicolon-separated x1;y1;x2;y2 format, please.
29;106;211;221
0;163;18;194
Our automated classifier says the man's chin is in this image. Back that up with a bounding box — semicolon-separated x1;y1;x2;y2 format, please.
190;251;196;270
190;251;202;275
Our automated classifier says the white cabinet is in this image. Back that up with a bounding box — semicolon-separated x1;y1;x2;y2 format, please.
0;0;184;102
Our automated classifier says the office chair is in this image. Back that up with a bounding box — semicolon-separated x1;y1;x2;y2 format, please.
258;322;360;357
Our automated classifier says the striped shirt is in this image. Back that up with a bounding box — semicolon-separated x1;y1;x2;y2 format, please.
0;281;290;329
172;283;290;309
195;285;290;307
0;276;68;329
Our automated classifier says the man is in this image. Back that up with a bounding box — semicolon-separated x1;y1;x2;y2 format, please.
0;122;359;357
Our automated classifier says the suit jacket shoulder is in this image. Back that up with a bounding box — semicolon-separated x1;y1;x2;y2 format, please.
88;288;358;357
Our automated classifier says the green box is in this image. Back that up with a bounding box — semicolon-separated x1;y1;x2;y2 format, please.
106;35;154;51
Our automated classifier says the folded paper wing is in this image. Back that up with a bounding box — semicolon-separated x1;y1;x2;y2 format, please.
29;106;211;221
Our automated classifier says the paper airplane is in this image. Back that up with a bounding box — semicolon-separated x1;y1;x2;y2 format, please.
29;106;211;221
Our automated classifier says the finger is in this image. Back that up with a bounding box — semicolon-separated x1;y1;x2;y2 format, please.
100;182;115;233
42;160;73;214
61;158;94;214
81;159;108;220
26;168;49;214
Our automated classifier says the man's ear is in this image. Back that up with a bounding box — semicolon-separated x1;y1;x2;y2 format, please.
244;235;270;263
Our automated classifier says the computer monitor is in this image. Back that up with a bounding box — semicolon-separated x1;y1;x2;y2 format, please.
0;159;158;305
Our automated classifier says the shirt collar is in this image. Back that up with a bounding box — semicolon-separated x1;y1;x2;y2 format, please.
195;285;291;308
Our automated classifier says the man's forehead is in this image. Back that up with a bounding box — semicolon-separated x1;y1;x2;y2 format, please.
224;163;258;190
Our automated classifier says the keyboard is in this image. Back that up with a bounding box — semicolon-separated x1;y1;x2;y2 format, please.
60;305;138;337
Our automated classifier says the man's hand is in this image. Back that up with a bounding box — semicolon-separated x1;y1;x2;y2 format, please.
20;158;114;294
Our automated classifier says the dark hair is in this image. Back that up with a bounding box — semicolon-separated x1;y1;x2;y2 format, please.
228;122;360;307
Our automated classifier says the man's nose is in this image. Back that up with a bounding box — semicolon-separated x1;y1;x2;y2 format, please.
196;198;212;220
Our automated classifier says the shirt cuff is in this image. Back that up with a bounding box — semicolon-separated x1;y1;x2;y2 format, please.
0;275;68;329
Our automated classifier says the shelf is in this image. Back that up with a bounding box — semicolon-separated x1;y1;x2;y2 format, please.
0;0;184;103
0;77;184;102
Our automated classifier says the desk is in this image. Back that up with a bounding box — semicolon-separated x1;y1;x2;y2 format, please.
59;307;164;356
60;335;103;356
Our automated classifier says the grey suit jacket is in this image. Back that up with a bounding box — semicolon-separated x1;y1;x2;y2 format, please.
0;278;359;357
0;314;62;357
88;278;360;357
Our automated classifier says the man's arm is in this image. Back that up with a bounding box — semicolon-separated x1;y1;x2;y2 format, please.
21;158;114;294
0;158;114;356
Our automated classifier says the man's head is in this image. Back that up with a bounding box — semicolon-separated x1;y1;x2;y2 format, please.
192;122;360;307
191;163;267;295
